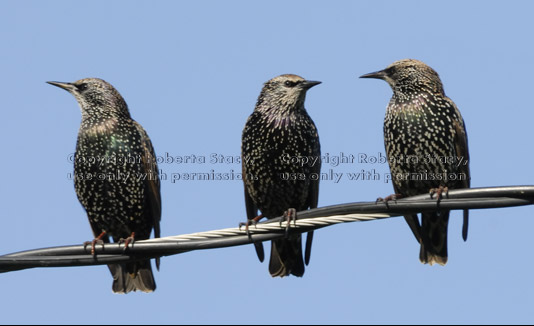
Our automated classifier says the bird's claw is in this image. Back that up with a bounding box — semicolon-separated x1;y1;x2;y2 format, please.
239;220;254;240
83;231;106;256
376;194;401;209
281;208;297;238
118;232;135;252
429;186;449;200
239;214;263;241
83;239;105;256
429;186;449;212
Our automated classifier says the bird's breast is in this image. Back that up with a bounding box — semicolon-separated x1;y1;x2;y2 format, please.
81;117;120;138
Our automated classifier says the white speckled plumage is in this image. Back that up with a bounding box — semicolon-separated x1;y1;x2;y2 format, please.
361;59;471;265
242;74;321;277
48;78;161;292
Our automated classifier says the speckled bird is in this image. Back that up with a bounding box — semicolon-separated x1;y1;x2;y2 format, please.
48;78;161;292
361;59;470;265
242;74;321;277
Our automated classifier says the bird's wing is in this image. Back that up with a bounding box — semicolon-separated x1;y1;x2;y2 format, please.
304;132;321;265
242;157;259;221
134;122;161;240
393;182;422;242
242;157;265;262
244;184;259;221
307;150;321;210
453;117;470;189
453;113;470;241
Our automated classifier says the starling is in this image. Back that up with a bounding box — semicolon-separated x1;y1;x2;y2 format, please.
48;78;161;292
360;59;470;265
242;74;321;277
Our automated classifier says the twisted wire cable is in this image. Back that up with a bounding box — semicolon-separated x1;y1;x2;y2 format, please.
1;186;532;273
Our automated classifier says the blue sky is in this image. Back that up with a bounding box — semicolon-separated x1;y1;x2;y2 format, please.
1;0;533;324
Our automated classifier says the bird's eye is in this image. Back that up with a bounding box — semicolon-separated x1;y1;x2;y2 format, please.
76;83;88;92
284;80;297;87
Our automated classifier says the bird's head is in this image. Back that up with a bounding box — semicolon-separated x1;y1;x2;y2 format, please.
257;74;321;112
47;78;130;119
360;59;444;95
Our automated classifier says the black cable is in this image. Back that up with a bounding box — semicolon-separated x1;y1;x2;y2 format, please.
1;186;532;273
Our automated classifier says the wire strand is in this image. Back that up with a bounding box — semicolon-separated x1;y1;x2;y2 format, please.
1;185;533;273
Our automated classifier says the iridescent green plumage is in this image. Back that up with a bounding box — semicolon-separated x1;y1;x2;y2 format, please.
361;59;470;265
242;74;321;277
48;78;161;292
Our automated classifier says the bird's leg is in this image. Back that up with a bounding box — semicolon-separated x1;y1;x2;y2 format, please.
429;186;449;212
83;230;106;256
118;232;136;252
281;208;297;238
429;186;449;200
376;194;403;209
239;214;264;240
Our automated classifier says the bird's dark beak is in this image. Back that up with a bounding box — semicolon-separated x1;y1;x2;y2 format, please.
359;70;387;80
302;80;322;89
47;81;75;92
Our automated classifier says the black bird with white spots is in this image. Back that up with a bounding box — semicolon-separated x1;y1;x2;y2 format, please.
48;78;161;292
242;74;321;277
361;59;470;265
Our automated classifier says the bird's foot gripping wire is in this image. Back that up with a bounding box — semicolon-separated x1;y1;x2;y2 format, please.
118;232;136;252
429;186;449;212
280;208;297;238
376;194;403;209
83;231;106;256
239;214;264;241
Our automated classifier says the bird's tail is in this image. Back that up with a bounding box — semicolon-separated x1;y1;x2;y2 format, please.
419;211;450;266
108;260;156;294
269;235;305;277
